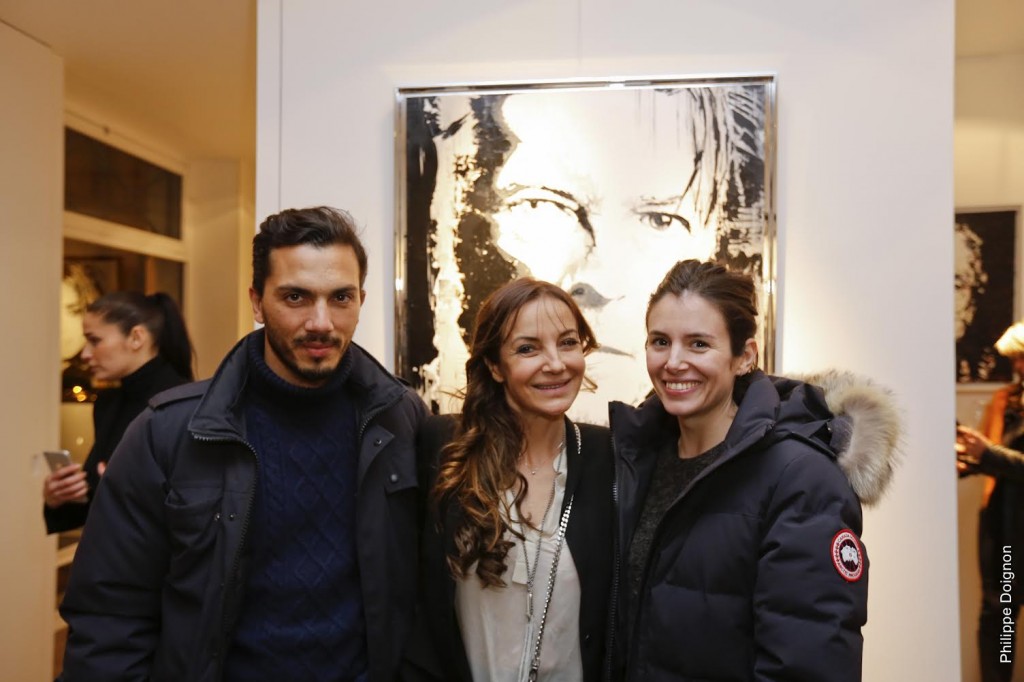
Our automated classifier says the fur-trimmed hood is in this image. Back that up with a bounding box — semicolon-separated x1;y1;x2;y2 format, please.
610;369;903;507
793;369;903;506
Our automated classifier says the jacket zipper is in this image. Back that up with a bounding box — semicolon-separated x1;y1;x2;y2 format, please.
198;384;406;674
627;449;729;675
623;420;776;678
604;453;620;682
357;388;405;443
192;432;259;676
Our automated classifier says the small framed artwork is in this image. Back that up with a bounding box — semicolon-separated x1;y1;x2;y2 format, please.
62;258;119;401
954;208;1019;383
395;76;777;422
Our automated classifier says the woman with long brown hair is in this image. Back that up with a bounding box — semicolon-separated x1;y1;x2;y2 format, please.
406;278;614;682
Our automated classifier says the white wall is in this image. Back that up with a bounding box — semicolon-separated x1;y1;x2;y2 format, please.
0;21;63;681
257;1;958;678
185;159;255;378
956;54;1024;211
954;52;1024;682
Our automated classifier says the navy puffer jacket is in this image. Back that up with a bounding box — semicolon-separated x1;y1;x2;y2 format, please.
59;333;427;682
609;370;895;681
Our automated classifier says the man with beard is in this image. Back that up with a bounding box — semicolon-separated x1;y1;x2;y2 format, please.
59;207;428;682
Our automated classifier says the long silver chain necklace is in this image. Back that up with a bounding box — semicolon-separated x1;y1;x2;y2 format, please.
519;442;561;620
527;495;574;682
517;422;580;681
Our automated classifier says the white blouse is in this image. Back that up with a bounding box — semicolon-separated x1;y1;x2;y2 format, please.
455;447;583;682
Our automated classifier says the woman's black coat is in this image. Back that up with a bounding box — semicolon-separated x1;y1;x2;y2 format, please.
44;355;188;533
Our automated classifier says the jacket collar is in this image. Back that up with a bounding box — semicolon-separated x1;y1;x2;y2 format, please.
119;355;172;397
187;330;407;442
562;415;583;506
610;369;902;505
610;371;791;467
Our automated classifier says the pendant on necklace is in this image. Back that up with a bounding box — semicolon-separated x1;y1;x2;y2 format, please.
527;590;533;620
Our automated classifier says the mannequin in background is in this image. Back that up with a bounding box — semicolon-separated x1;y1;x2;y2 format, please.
43;291;194;533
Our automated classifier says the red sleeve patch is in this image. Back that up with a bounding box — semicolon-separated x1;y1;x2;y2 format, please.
831;530;864;582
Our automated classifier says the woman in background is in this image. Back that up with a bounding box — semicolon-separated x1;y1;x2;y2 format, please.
43;291;194;533
408;278;614;681
956;321;1024;681
609;259;900;681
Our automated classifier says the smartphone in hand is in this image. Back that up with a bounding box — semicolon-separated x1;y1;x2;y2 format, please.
43;449;88;502
43;449;73;472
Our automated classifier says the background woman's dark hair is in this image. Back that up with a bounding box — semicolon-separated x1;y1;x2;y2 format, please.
432;277;597;587
648;260;757;395
252;206;368;294
88;291;195;381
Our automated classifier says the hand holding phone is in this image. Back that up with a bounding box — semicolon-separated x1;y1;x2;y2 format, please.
43;449;73;472
42;450;88;506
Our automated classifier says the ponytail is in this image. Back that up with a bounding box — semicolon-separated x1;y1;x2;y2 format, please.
88;291;195;381
149;293;195;381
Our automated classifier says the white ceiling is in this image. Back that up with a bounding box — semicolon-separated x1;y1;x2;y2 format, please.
0;0;256;164
0;0;1018;167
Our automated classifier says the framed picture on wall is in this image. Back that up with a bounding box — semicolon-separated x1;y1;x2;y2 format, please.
62;257;119;401
954;208;1019;383
395;76;777;423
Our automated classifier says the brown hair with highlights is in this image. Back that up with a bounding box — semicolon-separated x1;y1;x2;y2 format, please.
433;278;597;587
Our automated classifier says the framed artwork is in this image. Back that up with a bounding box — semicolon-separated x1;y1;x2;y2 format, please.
396;76;777;422
955;208;1019;383
62;258;118;401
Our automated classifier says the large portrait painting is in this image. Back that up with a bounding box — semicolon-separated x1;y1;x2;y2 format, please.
955;209;1019;383
396;77;777;422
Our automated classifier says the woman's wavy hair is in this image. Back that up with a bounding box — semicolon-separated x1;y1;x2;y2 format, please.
433;278;597;587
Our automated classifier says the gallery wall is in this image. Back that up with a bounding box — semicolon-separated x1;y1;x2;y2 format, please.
256;1;958;677
956;54;1024;213
184;159;256;379
0;21;63;681
954;52;1024;682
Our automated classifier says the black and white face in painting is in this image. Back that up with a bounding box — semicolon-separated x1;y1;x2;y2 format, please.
420;85;763;422
489;90;718;420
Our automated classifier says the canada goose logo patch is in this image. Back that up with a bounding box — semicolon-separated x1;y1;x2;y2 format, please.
831;530;863;582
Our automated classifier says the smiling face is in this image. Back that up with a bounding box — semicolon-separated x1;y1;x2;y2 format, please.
489;90;719;419
487;296;586;423
249;243;364;388
646;291;756;434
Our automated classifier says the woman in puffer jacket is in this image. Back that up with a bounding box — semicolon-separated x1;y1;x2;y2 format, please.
609;259;900;681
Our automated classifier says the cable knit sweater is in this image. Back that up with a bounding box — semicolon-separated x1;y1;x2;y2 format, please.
224;335;366;682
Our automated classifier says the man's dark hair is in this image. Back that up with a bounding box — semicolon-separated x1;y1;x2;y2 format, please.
252;206;368;294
